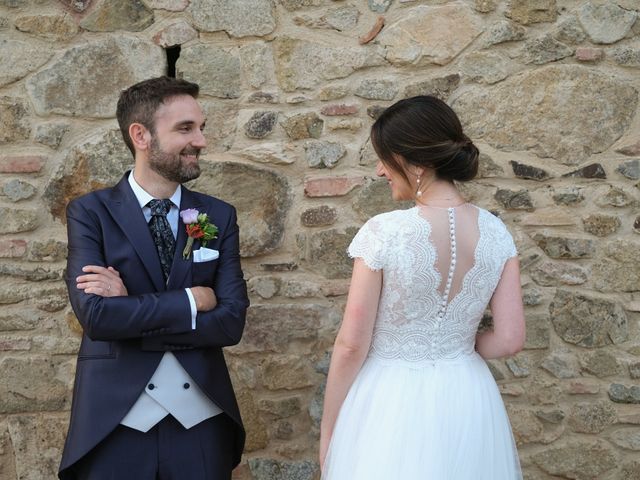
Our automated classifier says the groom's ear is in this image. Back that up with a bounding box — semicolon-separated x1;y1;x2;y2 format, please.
129;123;151;153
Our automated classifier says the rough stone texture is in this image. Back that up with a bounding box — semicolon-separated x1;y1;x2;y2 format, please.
612;44;640;68
303;227;359;279
280;112;323;140
0;96;30;144
481;20;526;47
453;66;638;165
236;142;295;165
0;208;38;234
244;111;278;139
3;180;36;202
378;4;483;66
592;240;640;293
188;0;275;37
510;160;551;181
352;179;412;221
550;290;628;348
199;99;238;152
553;186;584;205
240;42;273;89
609;383;640;404
355;79;398;100
14;14;79;41
568;401;617;433
44;130;133;221
304;175;364;197
582;214;621;237
596;186;635;207
248;458;318;480
532;233;595;259
617;159;640;180
304;141;346;169
532;440;617;479
152;20;198;47
300;205;338;227
522;34;573;65
524;314;550;350
0;356;70;413
495;189;534;210
34;122;69;149
563;163;607;179
609;428;640;451
191;162;290;257
576;47;603;62
530;261;588;287
8;414;69;480
460;52;511;84
578;1;637;45
554;15;587;44
0;240;27;259
274;37;386;92
80;0;154;32
27;37;164;117
580;350;622;377
177;45;240;99
146;0;189;11
404;74;461;100
541;352;580;379
477;153;504;178
0;39;52;88
506;0;557;25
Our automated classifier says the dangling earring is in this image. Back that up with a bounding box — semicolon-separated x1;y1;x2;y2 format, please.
416;174;422;197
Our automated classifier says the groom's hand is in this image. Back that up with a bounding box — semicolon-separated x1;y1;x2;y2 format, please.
191;286;217;312
77;265;128;297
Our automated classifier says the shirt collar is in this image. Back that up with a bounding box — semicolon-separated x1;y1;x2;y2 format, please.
128;170;181;209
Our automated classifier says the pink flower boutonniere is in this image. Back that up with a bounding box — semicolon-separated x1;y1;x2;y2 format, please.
179;209;218;259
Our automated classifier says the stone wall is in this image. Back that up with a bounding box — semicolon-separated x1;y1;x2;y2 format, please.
0;0;639;479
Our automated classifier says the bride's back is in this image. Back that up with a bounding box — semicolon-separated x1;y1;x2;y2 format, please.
348;203;517;363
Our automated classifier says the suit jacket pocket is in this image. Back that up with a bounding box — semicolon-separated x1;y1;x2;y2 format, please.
192;259;218;287
77;336;114;360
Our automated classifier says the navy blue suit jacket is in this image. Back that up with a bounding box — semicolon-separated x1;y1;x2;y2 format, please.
58;173;249;478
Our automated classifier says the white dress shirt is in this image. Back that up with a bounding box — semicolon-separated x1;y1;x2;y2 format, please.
120;171;222;432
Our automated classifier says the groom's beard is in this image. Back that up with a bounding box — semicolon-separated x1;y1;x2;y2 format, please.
148;136;201;184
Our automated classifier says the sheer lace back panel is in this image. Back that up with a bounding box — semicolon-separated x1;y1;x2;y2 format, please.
348;205;517;364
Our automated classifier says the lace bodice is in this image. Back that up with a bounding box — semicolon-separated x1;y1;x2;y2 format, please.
348;205;517;364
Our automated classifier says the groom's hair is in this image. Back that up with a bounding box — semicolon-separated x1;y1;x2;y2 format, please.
116;76;200;157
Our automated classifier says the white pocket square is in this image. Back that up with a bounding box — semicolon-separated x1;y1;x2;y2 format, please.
193;247;219;263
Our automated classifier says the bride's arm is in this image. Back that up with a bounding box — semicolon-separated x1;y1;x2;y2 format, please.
319;258;382;469
475;257;525;359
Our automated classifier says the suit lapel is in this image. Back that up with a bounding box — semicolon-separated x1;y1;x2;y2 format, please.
166;186;202;289
106;173;166;292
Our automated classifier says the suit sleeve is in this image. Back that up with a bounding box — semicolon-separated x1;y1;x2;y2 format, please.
66;198;193;341
141;206;249;350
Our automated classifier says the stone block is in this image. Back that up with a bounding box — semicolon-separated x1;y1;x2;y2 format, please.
301;206;338;227
3;179;35;203
304;175;364;197
80;0;154;32
188;0;276;37
551;289;627;348
579;1;637;44
304;141;346;169
378;4;483;65
280;112;323;140
506;0;557;25
568;401;617;433
177;45;240;99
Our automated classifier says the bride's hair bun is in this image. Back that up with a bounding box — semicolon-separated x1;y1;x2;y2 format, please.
370;96;479;183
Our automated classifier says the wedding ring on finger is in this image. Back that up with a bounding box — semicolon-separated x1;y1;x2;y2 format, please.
107;283;111;292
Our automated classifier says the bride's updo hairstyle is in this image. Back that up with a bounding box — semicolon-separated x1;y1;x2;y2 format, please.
370;95;479;184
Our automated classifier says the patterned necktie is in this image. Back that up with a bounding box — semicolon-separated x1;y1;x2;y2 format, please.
147;199;175;281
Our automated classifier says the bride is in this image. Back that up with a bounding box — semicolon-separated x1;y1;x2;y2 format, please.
320;96;525;479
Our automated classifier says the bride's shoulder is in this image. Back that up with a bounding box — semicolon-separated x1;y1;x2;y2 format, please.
364;208;415;230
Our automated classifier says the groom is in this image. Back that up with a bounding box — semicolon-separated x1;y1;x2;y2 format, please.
58;76;249;479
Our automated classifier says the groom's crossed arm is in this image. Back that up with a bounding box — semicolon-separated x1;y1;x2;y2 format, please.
66;198;247;349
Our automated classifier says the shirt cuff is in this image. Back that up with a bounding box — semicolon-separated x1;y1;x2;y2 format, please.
185;288;197;330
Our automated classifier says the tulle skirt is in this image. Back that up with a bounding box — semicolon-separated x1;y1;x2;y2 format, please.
322;352;522;480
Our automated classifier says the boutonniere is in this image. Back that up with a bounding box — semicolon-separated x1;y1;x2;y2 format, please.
179;209;218;259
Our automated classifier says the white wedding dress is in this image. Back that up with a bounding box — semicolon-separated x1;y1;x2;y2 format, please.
322;204;522;480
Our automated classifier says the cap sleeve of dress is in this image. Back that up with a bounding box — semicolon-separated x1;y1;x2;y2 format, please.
347;216;386;271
